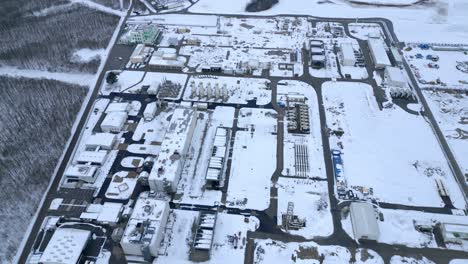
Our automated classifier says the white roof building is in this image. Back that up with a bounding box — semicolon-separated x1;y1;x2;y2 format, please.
105;102;130;113
368;39;391;69
80;202;123;224
39;228;91;264
76;150;108;165
130;44;146;64
120;194;169;258
85;133;117;150
339;43;356;66
349;202;379;241
143;102;158;121
101;111;128;133
64;164;98;183
384;66;407;88
149;108;197;193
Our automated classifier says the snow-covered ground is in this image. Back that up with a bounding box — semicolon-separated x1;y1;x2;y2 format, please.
227;108;277;210
189;0;468;44
423;90;468;187
348;23;384;40
323;81;466;208
254;239;383;263
342;206;468;250
277;178;333;238
102;71;188;99
404;44;468;89
158;210;259;263
71;48;106;63
277;81;326;179
390;255;435;264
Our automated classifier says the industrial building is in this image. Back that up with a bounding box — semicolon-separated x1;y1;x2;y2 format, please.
190;211;217;261
349;202;380;241
64;164;98;183
105;102;131;113
368;39;391;69
120;24;161;45
39;228;91;264
149;108;197;193
205;127;229;188
120;193;169;260
384;66;407;88
76;150;108;165
287;104;310;134
440;223;468;244
148;49;185;71
339;43;356;66
80;202;123;225
310;54;326;69
144;102;158;121
130;44;151;64
390;46;403;67
85;133;116;150
101;111;128;133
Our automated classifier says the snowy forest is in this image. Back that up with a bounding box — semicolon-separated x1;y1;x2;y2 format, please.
0;77;87;262
0;0;122;262
0;0;120;73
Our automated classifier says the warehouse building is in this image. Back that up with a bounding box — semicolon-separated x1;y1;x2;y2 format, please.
120;24;161;45
85;133;117;150
190;211;217;261
311;55;326;69
384;66;407;88
339;43;356;66
120;193;169;260
368;39;391;69
144;102;158;121
101;111;128;133
149;108;197;193
349;202;379;241
39;228;91;264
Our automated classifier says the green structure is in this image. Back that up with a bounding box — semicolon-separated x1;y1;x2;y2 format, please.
120;24;161;45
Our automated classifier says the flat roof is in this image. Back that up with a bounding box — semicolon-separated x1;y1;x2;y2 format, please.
368;39;391;67
149;108;196;183
105;102;130;113
64;164;98;178
76;151;107;164
86;133;116;148
121;195;168;245
101;111;128;129
385;66;406;83
340;42;356;61
350;202;379;240
40;228;91;264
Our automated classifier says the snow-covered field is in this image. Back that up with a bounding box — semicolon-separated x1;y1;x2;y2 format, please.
277;178;333;238
189;0;468;44
158;210;259;264
227;108;277;210
323;81;466;208
423;90;468;186
390;255;435;264
343;206;468;250
254;239;383;263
